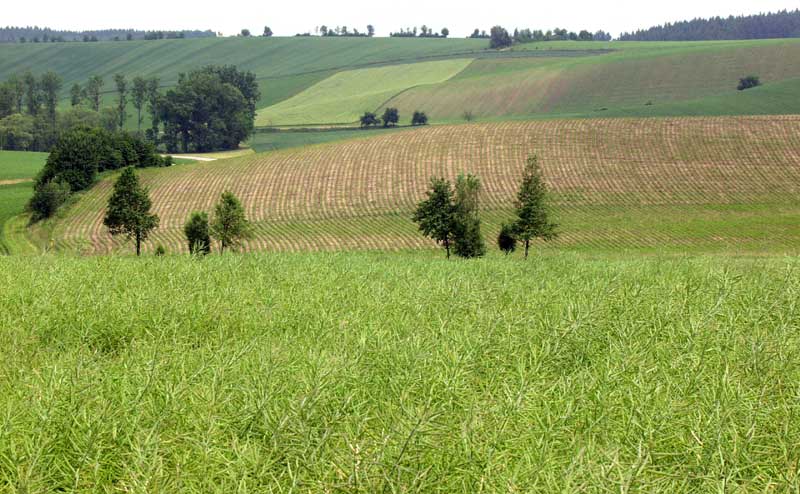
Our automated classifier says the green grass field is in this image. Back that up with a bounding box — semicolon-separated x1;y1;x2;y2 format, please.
6;37;800;130
255;59;472;126
0;150;48;181
248;127;414;153
383;39;800;122
0;151;46;253
1;252;798;491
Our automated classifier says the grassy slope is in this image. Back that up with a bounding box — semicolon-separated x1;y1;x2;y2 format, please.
0;37;487;101
0;151;46;254
45;116;800;255
383;39;800;122
255;59;473;126
1;252;799;491
0;150;48;181
248;127;414;153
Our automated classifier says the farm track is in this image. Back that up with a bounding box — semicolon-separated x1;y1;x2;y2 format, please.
52;116;800;254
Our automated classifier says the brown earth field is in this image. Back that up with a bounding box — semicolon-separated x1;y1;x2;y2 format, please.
47;115;800;255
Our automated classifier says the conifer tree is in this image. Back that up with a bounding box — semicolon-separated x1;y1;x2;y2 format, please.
412;177;457;258
513;156;557;259
103;167;159;256
184;211;211;255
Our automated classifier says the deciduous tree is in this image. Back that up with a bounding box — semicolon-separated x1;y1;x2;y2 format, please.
452;173;486;258
131;76;148;133
382;107;399;127
114;74;127;129
85;75;104;112
210;191;250;253
184;211;211;255
497;223;517;255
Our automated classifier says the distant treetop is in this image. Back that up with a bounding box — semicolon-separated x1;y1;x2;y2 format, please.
0;26;215;43
619;9;800;41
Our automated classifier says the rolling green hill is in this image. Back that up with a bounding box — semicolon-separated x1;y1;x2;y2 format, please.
5;37;800;130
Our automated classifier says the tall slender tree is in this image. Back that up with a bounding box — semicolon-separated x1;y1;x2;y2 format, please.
131;76;148;133
23;71;40;116
146;77;160;142
85;75;104;112
114;74;127;130
8;74;24;113
70;83;82;107
513;155;557;259
103;167;159;256
210;191;250;253
39;71;62;127
452;173;486;258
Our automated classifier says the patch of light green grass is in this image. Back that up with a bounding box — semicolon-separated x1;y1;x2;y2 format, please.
0;150;48;181
255;58;473;126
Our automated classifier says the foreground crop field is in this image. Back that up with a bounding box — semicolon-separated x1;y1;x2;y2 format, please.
45;115;800;255
1;252;799;491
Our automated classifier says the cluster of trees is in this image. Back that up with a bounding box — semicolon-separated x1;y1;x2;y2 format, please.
0;71;67;151
2;64;259;154
390;26;450;38
29;127;170;221
619;10;800;41
487;26;611;49
100;167;252;257
0;71;161;152
513;28;612;43
360;109;428;128
0;26;215;43
158;65;260;152
413;156;556;259
318;25;376;37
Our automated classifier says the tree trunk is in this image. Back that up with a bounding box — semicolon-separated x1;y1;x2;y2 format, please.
136;232;141;256
524;239;530;260
444;238;450;259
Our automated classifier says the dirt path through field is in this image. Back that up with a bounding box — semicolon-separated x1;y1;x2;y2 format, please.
0;179;31;186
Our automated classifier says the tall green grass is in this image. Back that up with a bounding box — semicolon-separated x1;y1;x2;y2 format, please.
1;252;798;491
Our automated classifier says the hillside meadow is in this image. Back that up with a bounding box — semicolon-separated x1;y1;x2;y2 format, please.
0;151;47;253
1;252;799;492
35;115;800;256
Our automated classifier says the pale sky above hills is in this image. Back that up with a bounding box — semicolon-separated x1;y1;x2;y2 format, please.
4;0;800;38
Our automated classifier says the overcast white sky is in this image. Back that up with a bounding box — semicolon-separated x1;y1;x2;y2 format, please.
4;0;800;37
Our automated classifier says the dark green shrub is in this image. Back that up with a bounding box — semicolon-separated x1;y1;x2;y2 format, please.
184;211;211;255
738;75;761;91
28;179;71;222
411;111;429;126
498;223;517;255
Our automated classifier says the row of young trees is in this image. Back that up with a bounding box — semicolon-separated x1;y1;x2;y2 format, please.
477;26;611;49
360;109;428;128
0;27;215;43
390;26;450;38
413;156;556;259
2;64;260;154
102;167;251;256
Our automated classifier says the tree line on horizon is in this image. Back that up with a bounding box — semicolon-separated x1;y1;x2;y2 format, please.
0;26;215;44
619;9;800;41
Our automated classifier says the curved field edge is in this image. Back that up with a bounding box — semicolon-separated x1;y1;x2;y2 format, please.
1;253;800;491
46;115;800;255
255;59;474;127
381;41;800;123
